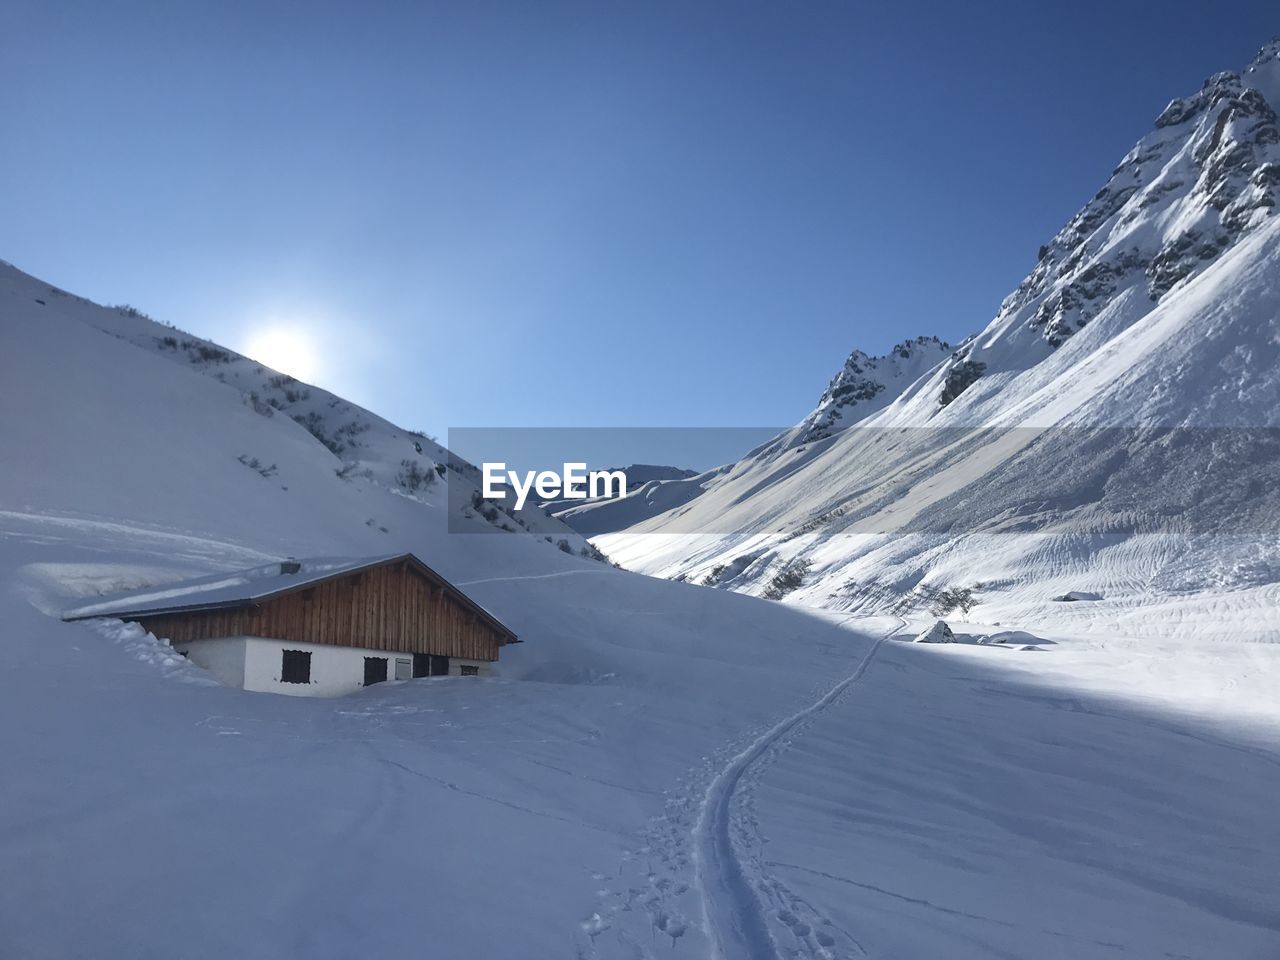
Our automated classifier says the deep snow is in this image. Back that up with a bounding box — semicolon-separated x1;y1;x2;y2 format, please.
4;512;1278;960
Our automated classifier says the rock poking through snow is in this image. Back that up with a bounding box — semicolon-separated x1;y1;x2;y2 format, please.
913;620;955;643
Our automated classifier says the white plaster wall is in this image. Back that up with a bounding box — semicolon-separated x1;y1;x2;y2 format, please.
173;636;491;696
174;636;247;688
240;637;492;697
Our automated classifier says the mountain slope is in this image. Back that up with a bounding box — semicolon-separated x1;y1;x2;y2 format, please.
596;40;1280;635
0;258;604;559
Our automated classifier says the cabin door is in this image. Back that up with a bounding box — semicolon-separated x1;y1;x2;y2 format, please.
363;656;388;686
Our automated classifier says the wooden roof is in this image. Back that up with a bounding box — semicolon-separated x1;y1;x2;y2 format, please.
63;552;519;644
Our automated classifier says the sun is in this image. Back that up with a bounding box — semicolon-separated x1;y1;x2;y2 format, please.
243;326;320;383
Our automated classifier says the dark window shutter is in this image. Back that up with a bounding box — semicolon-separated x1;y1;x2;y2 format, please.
281;649;311;684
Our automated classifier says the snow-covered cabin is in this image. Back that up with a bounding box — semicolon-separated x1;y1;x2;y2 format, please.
63;554;519;697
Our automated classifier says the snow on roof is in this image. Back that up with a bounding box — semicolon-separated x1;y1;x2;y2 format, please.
62;555;400;619
61;553;517;640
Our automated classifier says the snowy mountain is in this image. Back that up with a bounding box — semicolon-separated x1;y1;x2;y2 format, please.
611;463;699;487
541;463;696;512
540;463;699;535
796;336;951;443
0;258;605;560
596;39;1280;634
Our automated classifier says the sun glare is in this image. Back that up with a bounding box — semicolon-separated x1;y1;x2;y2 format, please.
243;326;320;383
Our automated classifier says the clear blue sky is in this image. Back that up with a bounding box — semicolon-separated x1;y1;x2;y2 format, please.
4;1;1277;442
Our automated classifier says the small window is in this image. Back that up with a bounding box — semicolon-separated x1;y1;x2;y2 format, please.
394;658;412;681
460;664;479;677
281;649;311;684
363;656;388;686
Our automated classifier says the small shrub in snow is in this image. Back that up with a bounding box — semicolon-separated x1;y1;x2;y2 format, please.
236;454;278;478
701;564;726;586
244;391;275;418
930;586;977;616
469;490;501;524
114;304;154;321
557;539;573;554
190;344;232;364
335;461;371;481
334;420;371;448
396;459;436;494
292;412;344;455
764;558;812;600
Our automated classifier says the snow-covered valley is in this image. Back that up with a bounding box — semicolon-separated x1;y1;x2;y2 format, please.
4;507;1279;960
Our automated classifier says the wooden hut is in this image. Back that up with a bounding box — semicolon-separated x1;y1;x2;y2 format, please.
63;553;518;697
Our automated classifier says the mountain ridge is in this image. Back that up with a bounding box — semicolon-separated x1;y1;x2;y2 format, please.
589;39;1280;625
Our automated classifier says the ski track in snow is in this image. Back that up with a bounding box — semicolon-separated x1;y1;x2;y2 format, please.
0;509;278;564
579;618;901;960
692;618;900;960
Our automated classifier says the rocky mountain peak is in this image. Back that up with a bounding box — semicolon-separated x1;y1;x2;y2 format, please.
798;336;951;441
934;42;1280;406
1243;36;1280;107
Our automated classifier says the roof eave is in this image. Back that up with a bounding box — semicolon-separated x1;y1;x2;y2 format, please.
62;552;522;642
